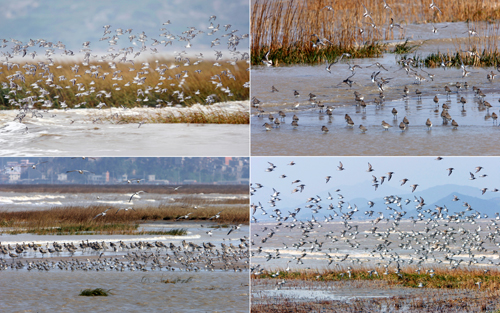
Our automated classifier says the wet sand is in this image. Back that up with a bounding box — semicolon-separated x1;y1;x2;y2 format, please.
0;101;249;156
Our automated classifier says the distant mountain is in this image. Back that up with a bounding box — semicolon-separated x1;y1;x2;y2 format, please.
423;192;500;216
255;184;500;222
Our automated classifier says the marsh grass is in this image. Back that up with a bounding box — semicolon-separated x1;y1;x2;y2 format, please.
160;277;193;284
392;39;420;54
255;266;500;291
0;57;249;110
251;0;500;65
79;288;110;296
141;275;193;284
142;228;187;236
93;107;249;124
0;203;248;235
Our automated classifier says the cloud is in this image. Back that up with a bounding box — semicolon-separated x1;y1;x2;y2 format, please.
2;0;40;19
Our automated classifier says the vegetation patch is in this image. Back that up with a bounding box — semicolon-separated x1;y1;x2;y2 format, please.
79;288;110;296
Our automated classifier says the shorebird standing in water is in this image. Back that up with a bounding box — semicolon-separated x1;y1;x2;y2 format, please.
392;108;398;119
426;118;432;130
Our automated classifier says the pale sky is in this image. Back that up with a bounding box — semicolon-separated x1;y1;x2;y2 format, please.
0;0;249;56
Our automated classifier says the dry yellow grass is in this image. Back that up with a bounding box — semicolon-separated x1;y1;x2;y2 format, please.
0;203;249;235
255;265;500;291
0;57;249;110
251;0;500;65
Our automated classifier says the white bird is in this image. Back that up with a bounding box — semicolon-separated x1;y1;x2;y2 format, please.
129;191;147;202
93;208;112;219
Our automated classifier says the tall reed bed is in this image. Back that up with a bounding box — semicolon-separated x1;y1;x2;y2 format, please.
251;0;500;65
415;21;500;67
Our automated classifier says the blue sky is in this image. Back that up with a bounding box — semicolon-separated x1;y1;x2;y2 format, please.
251;157;500;214
0;0;249;56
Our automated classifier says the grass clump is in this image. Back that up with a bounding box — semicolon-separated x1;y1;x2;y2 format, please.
160;277;193;284
392;39;420;54
139;228;188;236
96;108;249;124
79;288;110;296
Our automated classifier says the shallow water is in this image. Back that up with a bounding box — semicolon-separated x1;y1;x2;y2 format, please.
0;191;248;212
251;23;500;156
0;271;249;313
1;222;249;253
0;101;249;156
251;279;470;306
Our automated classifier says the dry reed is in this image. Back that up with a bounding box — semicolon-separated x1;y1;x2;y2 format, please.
91;107;250;124
0;203;248;235
251;0;500;65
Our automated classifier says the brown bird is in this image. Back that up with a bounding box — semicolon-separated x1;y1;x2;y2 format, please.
392;108;398;119
426;118;432;130
451;119;459;129
381;120;392;130
433;95;439;106
445;85;452;97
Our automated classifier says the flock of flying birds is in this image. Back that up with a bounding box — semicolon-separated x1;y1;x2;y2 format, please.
250;158;500;289
1;14;249;131
254;0;500;134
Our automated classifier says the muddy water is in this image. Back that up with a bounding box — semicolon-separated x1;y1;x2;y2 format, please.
251;22;500;156
0;271;249;313
0;101;249;156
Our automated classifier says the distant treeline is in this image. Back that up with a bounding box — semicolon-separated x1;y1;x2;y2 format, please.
0;157;249;183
